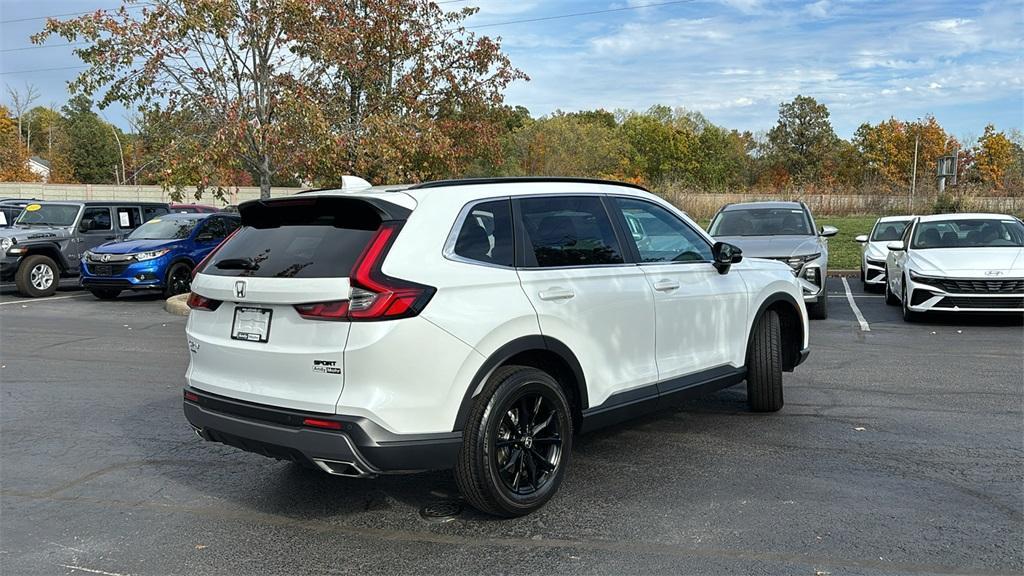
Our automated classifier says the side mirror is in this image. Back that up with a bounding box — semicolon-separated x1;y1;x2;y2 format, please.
819;225;838;237
854;234;869;243
712;241;742;274
886;241;906;252
78;220;93;233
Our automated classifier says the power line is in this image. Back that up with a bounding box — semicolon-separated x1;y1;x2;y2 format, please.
0;3;154;25
0;42;89;53
467;0;696;29
0;64;89;76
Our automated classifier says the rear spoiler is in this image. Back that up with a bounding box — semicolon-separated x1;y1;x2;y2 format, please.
238;196;411;229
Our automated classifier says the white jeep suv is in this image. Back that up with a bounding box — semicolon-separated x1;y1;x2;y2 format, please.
183;178;810;516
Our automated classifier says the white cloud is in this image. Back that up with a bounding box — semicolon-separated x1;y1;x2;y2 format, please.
804;0;830;18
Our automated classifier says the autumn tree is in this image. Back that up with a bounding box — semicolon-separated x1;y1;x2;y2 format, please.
5;83;40;147
57;95;123;184
0;106;39;182
764;95;838;183
973;125;1016;190
503;112;626;178
855;115;957;191
35;0;522;197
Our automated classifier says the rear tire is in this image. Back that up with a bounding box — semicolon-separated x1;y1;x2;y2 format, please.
14;254;59;298
747;310;783;412
163;262;192;298
455;365;573;517
806;292;828;319
88;288;121;300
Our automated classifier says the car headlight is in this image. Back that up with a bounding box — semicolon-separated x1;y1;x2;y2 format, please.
908;270;938;282
133;249;170;261
785;253;822;275
0;238;11;252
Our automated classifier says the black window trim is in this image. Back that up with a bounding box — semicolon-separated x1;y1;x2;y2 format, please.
609;195;715;266
512;193;633;270
442;195;517;270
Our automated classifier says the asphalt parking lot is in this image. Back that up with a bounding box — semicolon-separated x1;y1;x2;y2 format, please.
1;278;1021;576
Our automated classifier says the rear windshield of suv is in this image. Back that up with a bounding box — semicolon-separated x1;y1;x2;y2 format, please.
203;198;384;279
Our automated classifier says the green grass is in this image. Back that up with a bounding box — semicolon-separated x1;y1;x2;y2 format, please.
699;215;880;271
817;216;879;270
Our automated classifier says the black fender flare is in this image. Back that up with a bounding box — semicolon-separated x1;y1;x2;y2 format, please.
18;241;70;271
747;291;804;370
452;335;588;432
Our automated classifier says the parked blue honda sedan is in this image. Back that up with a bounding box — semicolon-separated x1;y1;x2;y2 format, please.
80;212;240;299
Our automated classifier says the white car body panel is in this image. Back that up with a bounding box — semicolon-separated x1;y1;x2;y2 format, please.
186;181;810;438
861;216;913;286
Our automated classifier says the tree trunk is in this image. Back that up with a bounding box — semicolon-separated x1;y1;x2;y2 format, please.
259;153;272;200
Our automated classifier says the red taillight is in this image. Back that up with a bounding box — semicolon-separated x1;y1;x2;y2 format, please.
294;300;349;320
187;292;221;311
184;390;199;402
302;418;343;430
292;221;434;322
193;227;240;279
346;222;434;321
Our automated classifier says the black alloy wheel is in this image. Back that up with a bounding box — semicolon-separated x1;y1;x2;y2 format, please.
493;392;563;496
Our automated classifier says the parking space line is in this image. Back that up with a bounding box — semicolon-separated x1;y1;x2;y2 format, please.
0;293;90;306
841;277;870;332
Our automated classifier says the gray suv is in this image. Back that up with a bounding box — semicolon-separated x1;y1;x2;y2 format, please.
0;201;170;297
708;201;837;319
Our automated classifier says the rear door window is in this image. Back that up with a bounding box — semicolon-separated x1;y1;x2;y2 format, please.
204;198;385;279
451;199;514;267
116;207;143;230
516;196;624;267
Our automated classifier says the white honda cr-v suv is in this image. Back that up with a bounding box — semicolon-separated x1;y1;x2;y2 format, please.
183;177;810;517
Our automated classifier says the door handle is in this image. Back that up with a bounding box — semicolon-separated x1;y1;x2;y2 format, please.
653;279;680;292
538;287;575;301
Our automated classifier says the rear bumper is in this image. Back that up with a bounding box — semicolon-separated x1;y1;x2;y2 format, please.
183;387;462;473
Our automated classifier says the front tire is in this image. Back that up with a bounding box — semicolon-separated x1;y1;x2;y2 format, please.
455;365;573;517
884;277;898;305
902;281;921;322
88;288;121;300
747;310;783;412
15;254;59;298
163;262;192;298
806;292;828;319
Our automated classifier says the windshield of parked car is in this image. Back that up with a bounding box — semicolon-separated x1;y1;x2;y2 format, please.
870;220;909;242
128;217;200;240
911;219;1024;249
13;204;79;227
709;208;813;236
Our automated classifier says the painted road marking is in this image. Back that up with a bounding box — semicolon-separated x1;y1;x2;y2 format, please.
841;277;870;332
0;293;90;306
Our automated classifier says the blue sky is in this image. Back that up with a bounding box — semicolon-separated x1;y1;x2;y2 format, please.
1;0;1022;141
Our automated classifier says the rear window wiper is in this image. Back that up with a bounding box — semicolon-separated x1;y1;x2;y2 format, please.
215;257;260;271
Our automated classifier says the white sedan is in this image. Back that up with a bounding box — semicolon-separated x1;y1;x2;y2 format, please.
885;213;1024;321
855;215;913;289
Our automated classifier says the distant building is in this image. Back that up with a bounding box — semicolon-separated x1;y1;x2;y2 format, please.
28;156;51;182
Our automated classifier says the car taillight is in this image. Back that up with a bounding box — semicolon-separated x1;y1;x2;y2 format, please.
193;228;240;279
346;222;434;320
187;292;222;311
292;222;435;322
294;300;349;320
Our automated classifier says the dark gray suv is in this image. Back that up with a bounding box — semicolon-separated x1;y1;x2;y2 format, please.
0;201;169;297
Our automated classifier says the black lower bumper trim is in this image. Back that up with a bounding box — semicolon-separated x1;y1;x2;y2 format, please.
183;388;461;473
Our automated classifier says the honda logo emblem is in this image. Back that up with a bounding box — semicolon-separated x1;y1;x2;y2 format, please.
235;281;246;299
984;270;1004;276
101;253;110;263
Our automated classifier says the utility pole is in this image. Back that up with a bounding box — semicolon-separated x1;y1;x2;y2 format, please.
910;131;919;211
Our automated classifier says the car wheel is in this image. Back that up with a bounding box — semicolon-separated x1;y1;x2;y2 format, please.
884;277;898;306
746;309;783;412
163;262;192;298
14;254;59;298
88;288;121;300
901;281;920;322
455;365;573;517
807;292;828;319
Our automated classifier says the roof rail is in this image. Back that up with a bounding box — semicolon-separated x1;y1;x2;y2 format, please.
406;177;650;192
